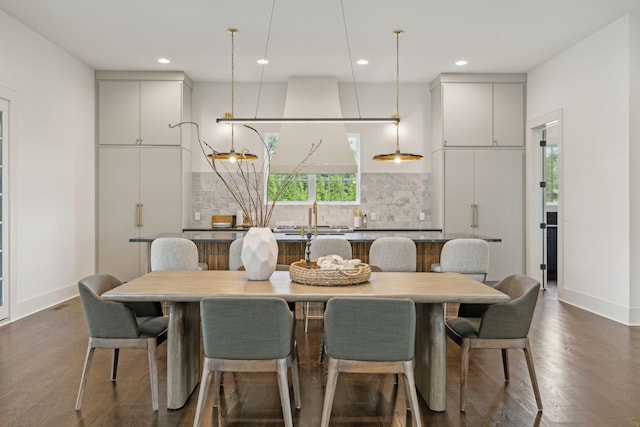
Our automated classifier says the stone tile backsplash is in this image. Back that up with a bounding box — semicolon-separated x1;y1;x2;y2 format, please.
191;172;432;229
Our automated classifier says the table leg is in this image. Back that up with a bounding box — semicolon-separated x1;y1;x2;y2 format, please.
167;302;201;409
414;303;446;412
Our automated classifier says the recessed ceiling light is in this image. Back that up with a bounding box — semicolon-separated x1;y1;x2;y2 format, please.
257;59;269;65
455;60;468;66
157;58;171;64
357;59;369;65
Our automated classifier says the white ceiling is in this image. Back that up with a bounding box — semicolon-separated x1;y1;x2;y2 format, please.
1;0;639;83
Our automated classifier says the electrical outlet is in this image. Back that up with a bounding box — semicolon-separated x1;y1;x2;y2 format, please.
419;212;426;221
194;212;201;221
370;212;377;221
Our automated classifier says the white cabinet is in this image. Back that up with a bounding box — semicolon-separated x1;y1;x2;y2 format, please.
96;71;192;146
431;75;525;149
97;147;188;281
439;149;524;281
96;71;193;281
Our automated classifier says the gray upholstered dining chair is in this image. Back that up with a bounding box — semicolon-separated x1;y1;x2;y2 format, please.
228;237;244;271
431;238;489;316
305;238;353;332
446;274;543;412
369;237;417;272
309;237;353;260
193;296;301;427
321;297;422;427
75;273;168;411
430;238;489;282
150;237;208;271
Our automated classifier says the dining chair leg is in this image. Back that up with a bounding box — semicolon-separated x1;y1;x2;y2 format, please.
75;342;95;411
212;370;222;407
320;358;339;427
276;358;294;427
523;338;543;411
193;359;214;427
402;360;422;427
147;338;159;411
460;338;471;412
501;348;510;381
111;348;119;381
304;302;310;333
290;352;301;409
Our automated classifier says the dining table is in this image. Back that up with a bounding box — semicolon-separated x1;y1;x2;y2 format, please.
102;270;509;411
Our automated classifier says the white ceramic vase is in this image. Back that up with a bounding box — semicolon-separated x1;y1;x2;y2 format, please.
241;227;278;280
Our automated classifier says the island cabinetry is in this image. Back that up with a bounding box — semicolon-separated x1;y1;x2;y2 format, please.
431;74;525;148
194;240;445;273
96;71;192;147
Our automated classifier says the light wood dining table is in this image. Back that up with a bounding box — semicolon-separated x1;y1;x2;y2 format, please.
102;270;509;411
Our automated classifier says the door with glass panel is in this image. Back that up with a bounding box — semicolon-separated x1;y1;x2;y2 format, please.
0;98;8;321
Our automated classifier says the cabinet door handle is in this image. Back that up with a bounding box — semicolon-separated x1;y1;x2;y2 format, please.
474;204;479;228
470;204;475;228
470;204;479;228
135;203;143;227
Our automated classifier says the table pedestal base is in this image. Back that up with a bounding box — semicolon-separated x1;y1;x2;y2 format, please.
167;302;201;409
415;303;446;412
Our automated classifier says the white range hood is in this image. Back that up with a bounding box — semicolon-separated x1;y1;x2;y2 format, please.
269;77;358;174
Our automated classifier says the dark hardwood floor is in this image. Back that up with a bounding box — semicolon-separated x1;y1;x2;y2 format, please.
2;283;640;426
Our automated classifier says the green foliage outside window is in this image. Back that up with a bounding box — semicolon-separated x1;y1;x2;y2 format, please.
545;146;558;203
315;174;357;202
267;173;309;201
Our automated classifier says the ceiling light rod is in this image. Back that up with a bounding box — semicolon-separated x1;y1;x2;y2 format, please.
213;28;259;162
216;117;399;124
372;29;423;163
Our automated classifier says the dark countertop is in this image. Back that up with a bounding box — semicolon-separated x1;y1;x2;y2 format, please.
131;230;501;243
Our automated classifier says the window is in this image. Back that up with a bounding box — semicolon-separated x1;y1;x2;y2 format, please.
266;134;360;204
545;145;558;204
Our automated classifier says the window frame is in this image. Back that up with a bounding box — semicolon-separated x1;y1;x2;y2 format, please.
265;133;361;205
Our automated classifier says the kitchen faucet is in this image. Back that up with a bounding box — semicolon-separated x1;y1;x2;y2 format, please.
313;200;318;236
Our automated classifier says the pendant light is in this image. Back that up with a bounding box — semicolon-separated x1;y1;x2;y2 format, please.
209;28;258;162
373;30;423;163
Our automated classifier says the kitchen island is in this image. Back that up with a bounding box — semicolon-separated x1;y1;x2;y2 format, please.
130;230;500;272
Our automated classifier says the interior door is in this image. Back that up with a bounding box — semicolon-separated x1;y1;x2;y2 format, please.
0;98;8;321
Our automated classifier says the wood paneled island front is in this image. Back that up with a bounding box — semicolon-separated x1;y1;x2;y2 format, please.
130;230;500;272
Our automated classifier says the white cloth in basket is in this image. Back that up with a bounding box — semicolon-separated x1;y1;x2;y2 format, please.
316;255;361;270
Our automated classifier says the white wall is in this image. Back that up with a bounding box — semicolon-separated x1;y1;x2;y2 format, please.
629;10;640;324
527;15;633;323
191;81;430;173
0;10;96;322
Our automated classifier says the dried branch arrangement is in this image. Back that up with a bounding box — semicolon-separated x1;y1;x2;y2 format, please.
170;122;321;227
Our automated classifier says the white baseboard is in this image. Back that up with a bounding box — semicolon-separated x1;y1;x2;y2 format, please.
10;283;78;323
559;287;635;325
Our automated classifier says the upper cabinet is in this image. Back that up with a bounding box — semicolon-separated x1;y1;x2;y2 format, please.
430;74;526;149
96;71;192;147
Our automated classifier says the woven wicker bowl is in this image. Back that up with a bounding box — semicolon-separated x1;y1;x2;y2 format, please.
289;260;372;286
